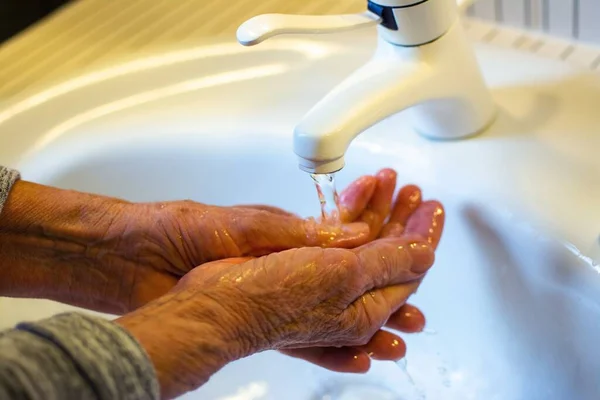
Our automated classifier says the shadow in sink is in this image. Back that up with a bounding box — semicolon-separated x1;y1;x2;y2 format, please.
484;76;595;140
485;92;559;139
464;204;600;400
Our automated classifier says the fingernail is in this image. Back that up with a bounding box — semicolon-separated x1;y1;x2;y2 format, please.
408;242;435;273
377;168;397;181
387;304;426;333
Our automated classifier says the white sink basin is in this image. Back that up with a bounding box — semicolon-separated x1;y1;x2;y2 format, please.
1;27;599;400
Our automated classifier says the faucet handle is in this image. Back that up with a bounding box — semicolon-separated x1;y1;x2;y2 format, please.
236;12;381;46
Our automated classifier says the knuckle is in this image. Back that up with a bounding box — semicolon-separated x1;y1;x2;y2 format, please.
323;249;357;276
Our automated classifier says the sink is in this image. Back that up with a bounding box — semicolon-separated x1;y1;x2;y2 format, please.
1;26;599;400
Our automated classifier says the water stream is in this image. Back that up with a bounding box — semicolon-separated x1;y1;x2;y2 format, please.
311;173;341;224
309;173;426;399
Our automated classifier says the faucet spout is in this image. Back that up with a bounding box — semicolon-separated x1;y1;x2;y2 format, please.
293;20;496;174
293;49;435;173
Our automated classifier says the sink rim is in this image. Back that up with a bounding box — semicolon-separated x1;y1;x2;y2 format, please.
0;32;600;400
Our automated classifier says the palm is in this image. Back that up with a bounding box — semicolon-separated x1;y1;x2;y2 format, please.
281;169;445;373
125;167;445;374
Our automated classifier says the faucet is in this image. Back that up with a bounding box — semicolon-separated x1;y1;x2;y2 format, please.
237;0;495;174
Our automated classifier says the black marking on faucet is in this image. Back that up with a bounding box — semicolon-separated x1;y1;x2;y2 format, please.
367;0;432;31
371;0;430;9
367;1;399;31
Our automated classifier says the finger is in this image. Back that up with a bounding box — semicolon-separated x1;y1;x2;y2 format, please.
338;176;377;223
302;220;370;249
357;329;406;361
347;281;420;345
353;238;435;289
235;205;297;217
380;185;422;238
377;281;420;312
279;347;371;373
238;211;370;256
389;185;422;225
385;304;426;333
404;200;445;250
360;169;397;240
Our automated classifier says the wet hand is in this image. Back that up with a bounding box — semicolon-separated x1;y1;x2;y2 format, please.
281;169;445;373
115;181;381;311
116;236;434;399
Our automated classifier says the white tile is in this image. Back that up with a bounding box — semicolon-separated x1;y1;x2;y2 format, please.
546;0;574;39
489;26;525;48
472;0;497;21
528;0;544;29
515;35;544;51
535;37;575;59
501;0;526;28
464;17;498;42
579;0;600;44
568;45;600;69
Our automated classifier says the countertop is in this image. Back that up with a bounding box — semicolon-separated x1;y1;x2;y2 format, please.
1;0;599;102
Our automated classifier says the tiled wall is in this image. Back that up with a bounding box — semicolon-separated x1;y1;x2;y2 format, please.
468;0;600;45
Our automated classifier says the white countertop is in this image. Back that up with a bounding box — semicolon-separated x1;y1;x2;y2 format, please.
0;0;599;102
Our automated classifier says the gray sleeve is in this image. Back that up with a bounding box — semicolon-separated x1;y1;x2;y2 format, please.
0;166;160;399
0;313;159;400
0;165;20;215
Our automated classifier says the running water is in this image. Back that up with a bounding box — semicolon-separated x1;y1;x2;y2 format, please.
396;358;415;386
311;173;341;224
309;173;438;399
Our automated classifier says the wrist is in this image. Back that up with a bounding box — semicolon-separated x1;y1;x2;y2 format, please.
0;180;134;312
115;295;243;398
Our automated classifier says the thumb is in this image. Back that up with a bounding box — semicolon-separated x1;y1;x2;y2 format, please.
241;211;370;256
302;218;370;248
404;201;445;250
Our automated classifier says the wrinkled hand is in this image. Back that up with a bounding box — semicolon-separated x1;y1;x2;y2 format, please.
116;186;378;311
282;169;445;373
117;236;434;399
115;171;412;312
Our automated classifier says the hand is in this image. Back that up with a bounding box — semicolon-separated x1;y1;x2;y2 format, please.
281;169;445;373
114;176;387;312
0;176;376;315
117;236;435;399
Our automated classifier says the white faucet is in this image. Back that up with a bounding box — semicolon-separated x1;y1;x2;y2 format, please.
237;0;495;174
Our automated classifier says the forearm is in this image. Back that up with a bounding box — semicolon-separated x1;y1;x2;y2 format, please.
0;178;133;312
